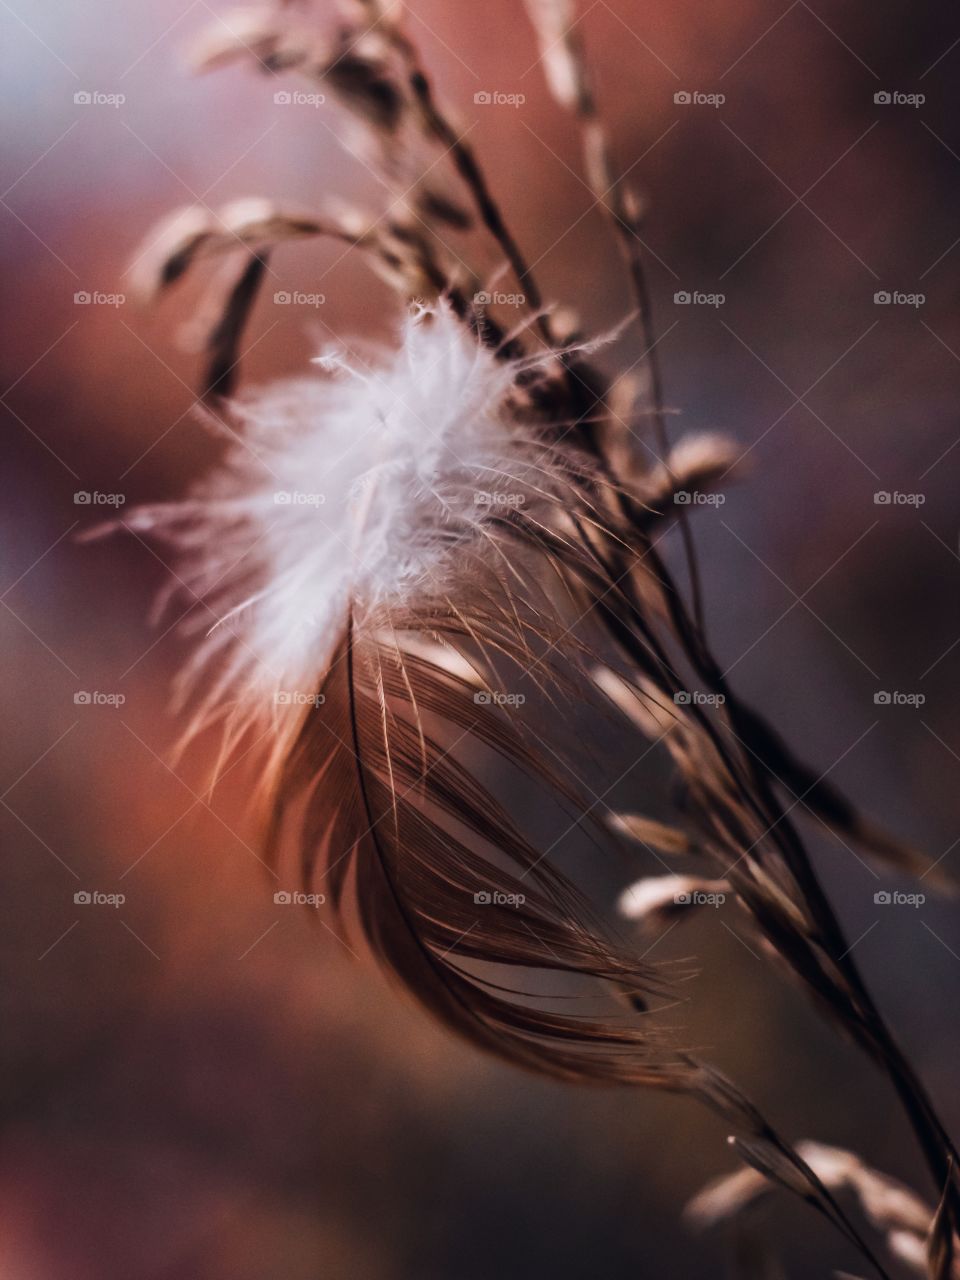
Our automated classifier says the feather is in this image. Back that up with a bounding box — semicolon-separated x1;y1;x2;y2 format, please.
131;301;682;1076
113;298;895;1276
111;5;956;1270
278;619;681;1083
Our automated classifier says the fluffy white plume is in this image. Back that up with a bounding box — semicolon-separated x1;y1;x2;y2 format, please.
128;303;570;723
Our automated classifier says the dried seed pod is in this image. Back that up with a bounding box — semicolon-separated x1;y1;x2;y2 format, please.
522;0;588;111
687;1141;960;1279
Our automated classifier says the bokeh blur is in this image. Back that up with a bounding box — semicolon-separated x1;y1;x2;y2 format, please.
2;1;959;1276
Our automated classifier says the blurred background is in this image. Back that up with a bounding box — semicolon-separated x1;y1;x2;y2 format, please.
2;0;959;1275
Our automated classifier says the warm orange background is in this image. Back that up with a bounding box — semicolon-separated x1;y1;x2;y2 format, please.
2;1;959;1276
